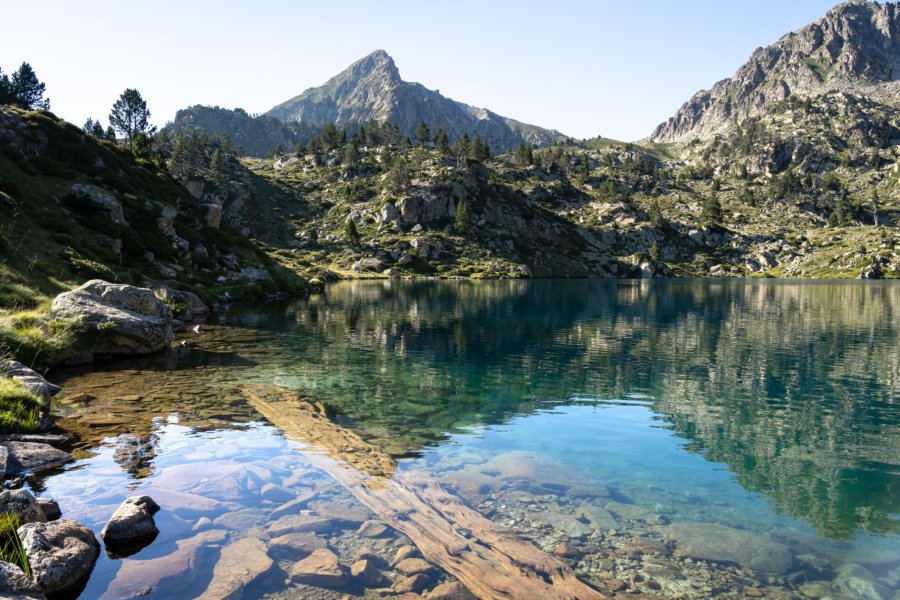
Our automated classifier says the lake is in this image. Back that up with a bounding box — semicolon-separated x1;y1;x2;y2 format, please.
34;279;900;599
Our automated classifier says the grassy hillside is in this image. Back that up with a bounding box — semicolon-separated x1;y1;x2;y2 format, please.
0;107;306;365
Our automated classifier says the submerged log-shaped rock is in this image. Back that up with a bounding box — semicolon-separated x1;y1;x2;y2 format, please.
242;384;608;600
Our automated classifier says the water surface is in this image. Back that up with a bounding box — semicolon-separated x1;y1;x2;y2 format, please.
34;279;900;598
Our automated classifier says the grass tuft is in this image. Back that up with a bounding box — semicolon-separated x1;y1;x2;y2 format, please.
0;513;31;577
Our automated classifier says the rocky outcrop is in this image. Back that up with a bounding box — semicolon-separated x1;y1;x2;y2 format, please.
18;519;100;595
100;495;160;549
651;1;900;142
50;280;174;360
266;50;566;151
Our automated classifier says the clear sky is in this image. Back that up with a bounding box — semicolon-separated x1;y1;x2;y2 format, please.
1;0;842;141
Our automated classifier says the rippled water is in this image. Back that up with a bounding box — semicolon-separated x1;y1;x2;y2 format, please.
30;279;900;599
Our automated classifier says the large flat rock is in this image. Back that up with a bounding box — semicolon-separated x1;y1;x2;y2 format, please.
0;441;72;476
197;536;273;600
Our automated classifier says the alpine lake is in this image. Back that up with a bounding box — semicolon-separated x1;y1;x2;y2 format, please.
28;279;900;599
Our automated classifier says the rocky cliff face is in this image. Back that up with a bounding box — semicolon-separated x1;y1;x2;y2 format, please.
266;50;567;150
651;1;900;143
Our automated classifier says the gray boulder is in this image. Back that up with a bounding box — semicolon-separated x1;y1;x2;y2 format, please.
68;184;127;226
0;489;47;524
0;560;46;599
101;495;160;546
0;442;72;476
18;519;100;595
50;280;173;359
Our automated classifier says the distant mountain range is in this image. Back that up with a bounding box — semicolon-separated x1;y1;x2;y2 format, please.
651;0;900;142
166;50;567;156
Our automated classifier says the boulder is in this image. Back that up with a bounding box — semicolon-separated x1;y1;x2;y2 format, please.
0;441;72;476
351;257;386;273
665;522;793;574
35;498;61;521
100;495;160;547
0;489;47;524
18;519;100;595
50;280;173;359
68;184;127;225
0;560;46;599
290;547;348;588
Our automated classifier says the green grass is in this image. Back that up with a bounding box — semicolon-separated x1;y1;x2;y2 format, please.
0;305;81;368
0;513;31;576
0;377;42;434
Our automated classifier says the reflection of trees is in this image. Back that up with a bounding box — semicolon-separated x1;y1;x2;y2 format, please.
257;280;898;538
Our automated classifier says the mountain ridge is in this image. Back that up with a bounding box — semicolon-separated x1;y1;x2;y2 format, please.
651;0;900;143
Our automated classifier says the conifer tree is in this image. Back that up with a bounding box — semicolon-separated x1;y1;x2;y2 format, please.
6;63;50;109
109;88;155;150
434;128;450;154
415;121;430;145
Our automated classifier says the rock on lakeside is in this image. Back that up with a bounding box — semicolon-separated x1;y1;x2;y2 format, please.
50;279;174;362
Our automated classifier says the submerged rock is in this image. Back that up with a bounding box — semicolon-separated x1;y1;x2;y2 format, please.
350;557;385;587
267;531;327;559
0;489;46;524
35;498;61;521
426;580;477;600
290;547;348;588
100;495;160;549
50;280;173;360
18;519;100;595
665;522;793;574
101;529;227;599
197;536;273;600
0;560;46;599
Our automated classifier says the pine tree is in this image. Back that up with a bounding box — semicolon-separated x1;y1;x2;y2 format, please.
109;88;155;150
8;63;49;109
454;199;471;232
649;198;664;227
702;194;723;228
414;121;431;145
434;129;450;154
0;68;11;105
210;148;227;186
344;219;360;245
452;133;471;167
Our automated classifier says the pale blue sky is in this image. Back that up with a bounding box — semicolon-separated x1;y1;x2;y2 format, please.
1;0;841;141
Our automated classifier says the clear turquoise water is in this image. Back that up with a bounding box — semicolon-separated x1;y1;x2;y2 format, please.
36;279;900;598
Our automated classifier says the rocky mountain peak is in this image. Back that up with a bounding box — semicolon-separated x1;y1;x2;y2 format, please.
650;0;900;143
265;51;566;150
349;49;400;81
